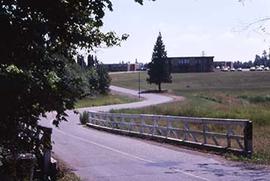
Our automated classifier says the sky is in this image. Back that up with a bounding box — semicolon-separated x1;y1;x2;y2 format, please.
93;0;270;64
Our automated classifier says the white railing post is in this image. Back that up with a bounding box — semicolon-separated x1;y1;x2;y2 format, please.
140;116;145;134
203;123;207;145
152;118;156;136
227;125;232;148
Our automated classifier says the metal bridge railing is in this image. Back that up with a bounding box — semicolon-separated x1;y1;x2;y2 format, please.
87;111;252;157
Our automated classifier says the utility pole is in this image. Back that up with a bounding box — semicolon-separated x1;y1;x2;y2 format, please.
137;59;141;99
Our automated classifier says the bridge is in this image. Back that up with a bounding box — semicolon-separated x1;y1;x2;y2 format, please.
41;86;269;181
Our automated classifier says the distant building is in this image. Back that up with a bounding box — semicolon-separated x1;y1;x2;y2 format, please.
103;64;129;72
168;56;214;73
103;63;143;72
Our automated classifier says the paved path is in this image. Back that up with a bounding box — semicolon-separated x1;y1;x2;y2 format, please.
41;86;270;181
79;85;175;112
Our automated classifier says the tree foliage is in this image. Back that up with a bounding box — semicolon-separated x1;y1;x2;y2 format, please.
96;63;111;94
253;50;270;67
147;32;172;91
0;0;153;174
233;50;270;68
75;55;111;95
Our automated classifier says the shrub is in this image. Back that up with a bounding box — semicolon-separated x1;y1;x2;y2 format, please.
79;111;89;125
239;95;270;103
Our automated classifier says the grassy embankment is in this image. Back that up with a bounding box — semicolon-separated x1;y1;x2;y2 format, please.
57;172;80;181
75;93;138;109
111;71;270;164
56;159;81;181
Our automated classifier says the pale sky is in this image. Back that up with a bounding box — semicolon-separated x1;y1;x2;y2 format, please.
94;0;270;64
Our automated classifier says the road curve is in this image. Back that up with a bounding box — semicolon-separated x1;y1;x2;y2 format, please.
41;86;270;181
79;85;175;112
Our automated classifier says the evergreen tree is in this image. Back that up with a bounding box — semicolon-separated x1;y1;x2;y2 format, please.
254;50;270;67
262;50;268;66
254;55;262;66
94;56;99;65
77;55;87;69
147;32;172;92
87;54;95;68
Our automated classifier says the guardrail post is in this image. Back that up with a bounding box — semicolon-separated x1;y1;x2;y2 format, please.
139;115;142;134
203;123;207;145
152;119;156;136
106;114;109;128
166;119;169;138
166;119;172;138
89;112;93;124
244;121;253;157
88;112;91;123
140;117;145;134
227;126;232;148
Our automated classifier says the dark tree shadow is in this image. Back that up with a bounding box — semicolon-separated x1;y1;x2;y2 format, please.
140;89;168;94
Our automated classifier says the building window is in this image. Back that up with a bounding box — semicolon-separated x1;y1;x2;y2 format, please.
185;59;189;64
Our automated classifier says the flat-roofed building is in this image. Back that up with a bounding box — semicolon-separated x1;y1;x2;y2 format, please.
168;56;214;73
103;64;129;72
103;63;143;72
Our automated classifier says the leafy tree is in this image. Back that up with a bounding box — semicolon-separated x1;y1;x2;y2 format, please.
96;63;111;94
234;60;253;69
64;59;89;97
147;32;172;92
85;56;111;95
0;0;153;176
85;67;99;94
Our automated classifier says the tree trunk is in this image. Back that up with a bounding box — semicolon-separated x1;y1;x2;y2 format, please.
158;83;161;92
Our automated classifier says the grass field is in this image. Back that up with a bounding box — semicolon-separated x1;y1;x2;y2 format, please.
111;71;270;164
75;93;138;109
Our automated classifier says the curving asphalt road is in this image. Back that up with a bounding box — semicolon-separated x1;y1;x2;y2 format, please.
41;86;270;181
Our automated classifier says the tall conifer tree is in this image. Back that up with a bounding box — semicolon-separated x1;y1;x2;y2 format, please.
147;32;172;91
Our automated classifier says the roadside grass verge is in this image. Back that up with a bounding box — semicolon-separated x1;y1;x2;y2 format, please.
56;156;80;181
75;93;138;109
58;172;80;181
111;71;270;164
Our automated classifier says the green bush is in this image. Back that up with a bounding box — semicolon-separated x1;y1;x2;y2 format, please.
239;95;270;103
79;111;89;125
